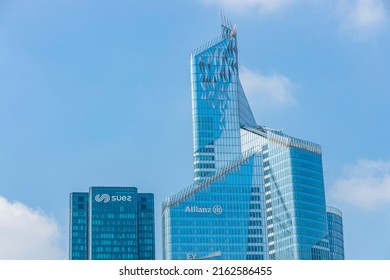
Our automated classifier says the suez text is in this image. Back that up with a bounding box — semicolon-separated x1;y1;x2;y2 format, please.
111;195;132;202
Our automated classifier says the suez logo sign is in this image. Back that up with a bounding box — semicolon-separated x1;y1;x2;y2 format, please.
184;205;223;215
94;194;132;203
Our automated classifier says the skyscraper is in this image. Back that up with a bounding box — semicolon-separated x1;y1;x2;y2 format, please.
258;129;329;259
69;186;155;260
162;17;342;260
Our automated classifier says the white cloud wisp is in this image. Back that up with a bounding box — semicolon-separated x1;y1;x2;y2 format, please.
239;66;297;111
0;196;64;259
338;0;389;36
330;159;390;209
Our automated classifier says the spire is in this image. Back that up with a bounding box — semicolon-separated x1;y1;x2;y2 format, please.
220;10;232;29
220;11;236;38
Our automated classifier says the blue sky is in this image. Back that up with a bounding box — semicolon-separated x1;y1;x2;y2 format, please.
0;0;389;259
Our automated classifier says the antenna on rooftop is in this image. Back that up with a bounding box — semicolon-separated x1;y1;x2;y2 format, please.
220;10;226;27
220;10;235;38
220;10;231;28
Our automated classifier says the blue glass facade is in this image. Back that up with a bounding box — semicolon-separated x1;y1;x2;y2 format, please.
162;17;343;260
263;130;330;259
327;206;345;260
69;192;89;260
163;153;268;260
137;193;155;260
69;186;154;260
191;17;256;183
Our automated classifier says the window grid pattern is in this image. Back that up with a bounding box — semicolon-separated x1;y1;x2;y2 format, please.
89;187;139;260
327;207;345;260
191;23;242;183
163;155;268;260
138;194;155;260
69;192;89;260
69;187;155;260
265;131;330;260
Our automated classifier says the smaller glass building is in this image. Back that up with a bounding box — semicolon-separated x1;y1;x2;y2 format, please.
327;206;345;260
69;186;155;260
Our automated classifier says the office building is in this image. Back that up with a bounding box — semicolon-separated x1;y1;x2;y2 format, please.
69;186;154;260
327;206;345;260
162;17;341;260
258;129;329;259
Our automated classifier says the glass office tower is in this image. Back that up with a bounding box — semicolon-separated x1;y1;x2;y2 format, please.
163;17;267;260
163;17;341;260
262;129;330;259
327;206;345;260
69;186;155;260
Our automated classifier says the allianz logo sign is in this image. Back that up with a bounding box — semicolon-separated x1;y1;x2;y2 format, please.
95;194;132;203
185;205;223;215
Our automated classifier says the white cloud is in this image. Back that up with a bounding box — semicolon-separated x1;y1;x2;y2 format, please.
338;0;389;35
330;159;390;209
239;66;297;110
200;0;296;14
0;196;64;259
